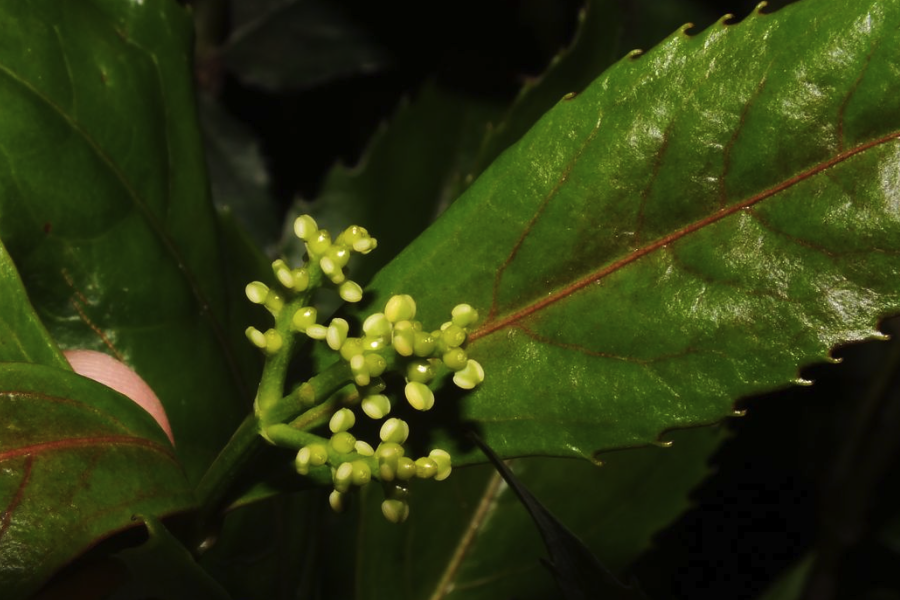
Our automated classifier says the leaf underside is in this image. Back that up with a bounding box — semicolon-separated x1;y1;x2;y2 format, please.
360;0;900;463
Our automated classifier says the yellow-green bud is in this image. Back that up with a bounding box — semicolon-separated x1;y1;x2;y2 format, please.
350;354;369;387
362;313;392;338
339;338;364;360
380;418;409;444
453;359;485;390
415;457;438;479
413;332;436;357
429;449;452;481
385;294;416;322
330;431;356;454
354;440;375;456
245;281;269;304
381;499;409;523
293;215;318;241
339;280;363;303
264;329;283;355
334;462;354;493
245;326;266;349
264;290;284;313
440;324;467;349
308;444;329;466
292;306;317;331
272;259;294;289
364;354;387;377
292;268;310;291
329;408;356;433
443;347;468;371
326;318;349;351
405;381;435;411
308;230;331;256
295;447;311;475
395;457;417;481
451;304;479;328
406;359;436;384
306;324;328;340
392;321;415;356
351;460;372;486
329;489;346;513
362;394;391;420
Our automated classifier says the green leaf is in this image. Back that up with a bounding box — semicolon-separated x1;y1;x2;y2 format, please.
0;239;67;369
362;0;900;462
0;0;249;481
341;427;723;600
0;363;193;599
754;555;815;600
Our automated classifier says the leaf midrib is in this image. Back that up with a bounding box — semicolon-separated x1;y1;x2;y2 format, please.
470;130;900;344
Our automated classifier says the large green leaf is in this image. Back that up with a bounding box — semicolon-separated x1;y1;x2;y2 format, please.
0;0;250;481
360;0;900;462
0;363;193;599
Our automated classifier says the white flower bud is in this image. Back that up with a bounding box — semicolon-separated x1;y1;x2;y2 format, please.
294;215;318;241
453;359;485;390
245;281;269;304
329;408;356;433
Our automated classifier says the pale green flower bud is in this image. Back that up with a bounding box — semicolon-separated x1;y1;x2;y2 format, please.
308;443;329;466
350;354;369;387
384;294;416;322
272;259;294;289
415;457;438;479
339;280;363;303
429;449;452;481
330;431;356;454
354;440;375;456
405;381;435;411
362;394;391;420
245;281;269;304
264;290;284;314
451;304;479;328
326;318;349;351
413;332;436;357
364;354;387;377
306;324;328;340
392;320;415;357
334;462;354;493
376;442;404;481
295;447;311;475
329;408;356;433
381;499;409;523
292;268;310;291
453;359;485;390
395;457;417;481
380;418;409;444
442;348;468;371
245;326;266;349
351;460;372;486
440;324;467;349
319;255;343;283
329;489;346;513
362;313;392;338
292;306;317;332
339;338;364;360
353;237;377;254
264;329;283;355
293;215;318;241
406;359;436;384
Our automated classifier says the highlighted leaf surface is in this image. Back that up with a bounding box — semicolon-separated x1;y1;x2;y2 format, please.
366;0;900;462
0;363;193;599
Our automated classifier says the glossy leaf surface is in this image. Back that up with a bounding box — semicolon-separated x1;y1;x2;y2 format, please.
362;0;900;462
0;0;249;481
0;363;193;598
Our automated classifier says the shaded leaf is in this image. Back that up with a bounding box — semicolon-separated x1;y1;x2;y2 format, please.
0;363;193;598
222;0;388;91
359;0;900;462
0;239;67;369
755;555;815;600
0;0;249;481
341;426;724;600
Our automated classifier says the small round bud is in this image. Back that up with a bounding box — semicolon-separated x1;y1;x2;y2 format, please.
453;359;485;390
405;381;435;411
272;259;294;289
440;324;467;349
339;281;363;303
334;462;354;493
293;215;318;241
329;489;346;513
451;304;479;328
376;441;404;481
381;499;409;523
308;230;332;256
362;313;392;338
329;408;356;433
264;290;284;313
350;354;369;387
392;321;415;357
384;295;416;323
413;332;436;357
264;329;283;355
295;447;311;475
319;256;342;282
362;394;391;420
306;324;328;340
362;336;387;352
406;359;436;384
429;449;452;481
415;457;438;479
364;354;386;377
330;431;356;454
292;306;317;332
339;338;364;360
354;440;375;456
326;318;350;351
442;348;468;371
350;460;372;486
292;268;310;291
308;444;329;466
395;457;417;481
245;326;267;349
245;281;269;304
380;418;409;444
